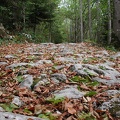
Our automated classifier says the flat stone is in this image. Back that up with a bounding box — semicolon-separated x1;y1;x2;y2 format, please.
51;73;67;82
54;86;85;99
0;112;44;120
19;75;33;89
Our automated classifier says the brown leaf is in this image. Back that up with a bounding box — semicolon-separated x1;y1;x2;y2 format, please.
80;84;90;90
68;107;76;114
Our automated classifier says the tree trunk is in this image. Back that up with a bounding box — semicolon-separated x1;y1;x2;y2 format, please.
96;0;100;42
74;0;77;42
79;0;83;42
23;2;26;31
108;0;112;44
113;0;120;41
88;0;92;40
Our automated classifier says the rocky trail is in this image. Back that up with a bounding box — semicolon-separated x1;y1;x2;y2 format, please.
0;42;120;120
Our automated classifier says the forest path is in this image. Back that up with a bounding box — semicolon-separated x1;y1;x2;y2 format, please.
0;42;120;120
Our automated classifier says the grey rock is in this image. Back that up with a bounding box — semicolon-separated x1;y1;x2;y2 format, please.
34;78;50;88
54;65;65;70
107;90;120;96
36;60;52;64
0;62;7;65
0;107;5;112
93;77;120;85
102;50;109;56
55;57;75;63
5;55;15;59
40;43;54;45
40;74;47;79
103;61;116;66
6;63;28;69
51;73;67;82
12;96;22;107
19;75;33;89
0;111;44;120
51;77;60;84
69;64;82;71
100;98;120;118
112;52;120;58
94;54;103;58
30;52;43;56
54;86;85;99
18;70;28;75
92;64;120;85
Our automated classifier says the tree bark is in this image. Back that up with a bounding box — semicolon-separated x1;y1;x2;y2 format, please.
88;0;92;40
113;0;120;41
79;0;83;42
108;0;112;44
96;0;100;42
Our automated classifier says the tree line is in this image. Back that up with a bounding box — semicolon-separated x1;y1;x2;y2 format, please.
0;0;120;48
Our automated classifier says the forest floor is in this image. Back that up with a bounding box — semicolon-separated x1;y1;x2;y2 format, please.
0;42;120;120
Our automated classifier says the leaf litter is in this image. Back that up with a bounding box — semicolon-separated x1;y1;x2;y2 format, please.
0;42;120;120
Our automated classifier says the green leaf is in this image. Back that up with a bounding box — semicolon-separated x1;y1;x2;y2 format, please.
38;114;50;120
16;76;24;83
46;96;65;105
78;112;96;120
71;76;81;82
88;81;100;86
38;112;56;120
24;108;33;115
71;76;90;83
99;66;106;70
85;91;97;97
10;103;19;109
0;103;18;112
